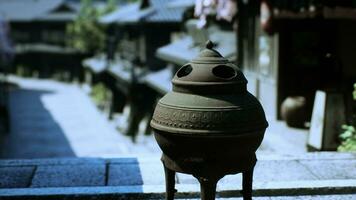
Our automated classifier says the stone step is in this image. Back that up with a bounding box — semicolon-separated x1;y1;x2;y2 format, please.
0;153;355;199
178;195;356;200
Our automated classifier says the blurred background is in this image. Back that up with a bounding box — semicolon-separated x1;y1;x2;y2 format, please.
0;0;355;159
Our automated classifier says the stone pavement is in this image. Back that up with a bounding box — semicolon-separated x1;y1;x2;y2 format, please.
258;118;308;154
0;153;355;199
189;196;356;200
0;76;310;159
0;76;354;199
0;76;160;159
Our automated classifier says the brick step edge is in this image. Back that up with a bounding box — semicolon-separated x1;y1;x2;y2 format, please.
1;179;355;200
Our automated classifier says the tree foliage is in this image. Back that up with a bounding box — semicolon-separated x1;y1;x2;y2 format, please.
338;84;356;152
66;0;117;54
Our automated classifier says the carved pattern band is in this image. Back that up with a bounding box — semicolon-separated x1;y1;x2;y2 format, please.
152;103;267;131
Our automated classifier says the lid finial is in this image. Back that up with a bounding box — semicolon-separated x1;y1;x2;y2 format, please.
205;40;214;50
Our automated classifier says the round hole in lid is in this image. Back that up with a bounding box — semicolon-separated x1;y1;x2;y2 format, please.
176;65;193;78
212;65;237;79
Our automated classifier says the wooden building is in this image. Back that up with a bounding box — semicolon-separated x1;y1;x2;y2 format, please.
0;17;14;134
84;0;194;138
0;0;114;80
237;0;356;123
0;0;80;46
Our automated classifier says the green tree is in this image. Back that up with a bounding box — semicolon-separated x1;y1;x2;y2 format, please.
100;0;118;15
338;84;356;152
66;0;117;54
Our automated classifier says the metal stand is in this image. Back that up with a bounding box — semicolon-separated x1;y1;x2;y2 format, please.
163;164;176;200
242;169;254;200
162;158;255;200
197;177;218;200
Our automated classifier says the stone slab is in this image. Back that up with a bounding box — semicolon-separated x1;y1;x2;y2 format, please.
219;179;356;196
109;157;143;164
108;164;143;186
0;158;105;166
0;186;148;200
268;195;356;200
139;163;165;185
253;160;319;182
177;153;356;185
256;152;356;161
1;180;356;200
217;195;356;200
0;166;35;188
299;159;356;180
31;164;106;187
0;154;356;198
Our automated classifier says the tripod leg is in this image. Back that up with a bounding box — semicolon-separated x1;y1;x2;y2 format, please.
242;169;253;200
198;177;218;200
164;165;176;200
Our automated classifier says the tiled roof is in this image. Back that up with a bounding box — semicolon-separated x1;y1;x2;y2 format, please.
0;0;124;22
156;30;236;66
146;0;195;22
0;0;66;22
100;0;195;24
100;3;155;24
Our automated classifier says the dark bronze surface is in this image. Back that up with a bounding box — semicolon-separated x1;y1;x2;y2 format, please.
150;40;268;200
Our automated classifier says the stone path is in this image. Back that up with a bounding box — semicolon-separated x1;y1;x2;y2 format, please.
0;76;309;159
0;76;160;159
0;76;354;199
258;118;308;154
0;153;355;199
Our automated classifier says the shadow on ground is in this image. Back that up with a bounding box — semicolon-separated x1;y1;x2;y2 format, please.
0;88;76;158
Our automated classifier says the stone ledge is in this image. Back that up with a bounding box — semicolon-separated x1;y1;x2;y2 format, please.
256;152;356;161
0;158;106;166
1;152;354;167
0;180;355;200
0;153;355;199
